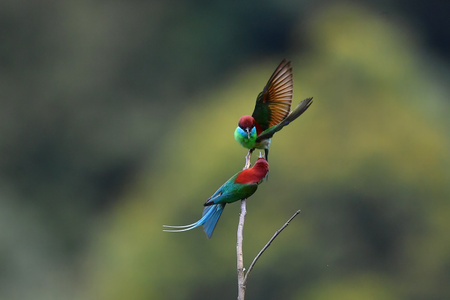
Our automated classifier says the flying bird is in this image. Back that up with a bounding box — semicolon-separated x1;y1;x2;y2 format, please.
234;59;313;161
163;157;269;238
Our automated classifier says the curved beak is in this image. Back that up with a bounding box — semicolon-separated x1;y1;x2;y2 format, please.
245;128;251;138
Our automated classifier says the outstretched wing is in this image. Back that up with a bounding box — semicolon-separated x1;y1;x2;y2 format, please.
252;59;293;133
256;97;313;142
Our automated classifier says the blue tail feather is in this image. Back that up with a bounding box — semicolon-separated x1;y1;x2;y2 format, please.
163;204;225;238
202;204;225;238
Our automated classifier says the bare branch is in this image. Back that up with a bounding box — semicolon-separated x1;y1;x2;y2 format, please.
236;151;253;300
244;149;252;169
236;199;247;300
237;150;300;299
243;210;301;285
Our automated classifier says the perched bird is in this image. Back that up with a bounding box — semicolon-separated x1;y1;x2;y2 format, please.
163;157;269;238
234;59;313;161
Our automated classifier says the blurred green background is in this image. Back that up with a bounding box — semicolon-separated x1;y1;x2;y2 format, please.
1;1;449;299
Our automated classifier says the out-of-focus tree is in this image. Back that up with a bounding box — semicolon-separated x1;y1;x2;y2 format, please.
81;4;450;300
0;1;449;299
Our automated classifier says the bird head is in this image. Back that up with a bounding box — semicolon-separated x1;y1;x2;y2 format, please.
238;115;255;138
253;157;269;173
235;156;269;184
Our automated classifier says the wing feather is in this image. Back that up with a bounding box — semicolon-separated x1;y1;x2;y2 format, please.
252;59;293;132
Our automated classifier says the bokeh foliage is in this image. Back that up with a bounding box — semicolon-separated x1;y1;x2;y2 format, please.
83;4;449;300
0;1;449;300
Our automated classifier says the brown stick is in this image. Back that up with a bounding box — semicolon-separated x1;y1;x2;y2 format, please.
243;210;301;285
236;199;247;300
236;150;301;299
236;150;252;300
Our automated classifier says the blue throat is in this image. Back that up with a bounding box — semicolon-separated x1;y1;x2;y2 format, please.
237;126;256;139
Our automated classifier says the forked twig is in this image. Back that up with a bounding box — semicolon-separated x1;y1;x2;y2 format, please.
243;210;301;285
236;149;301;299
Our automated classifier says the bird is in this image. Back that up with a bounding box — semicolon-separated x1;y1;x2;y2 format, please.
163;156;269;238
234;59;313;161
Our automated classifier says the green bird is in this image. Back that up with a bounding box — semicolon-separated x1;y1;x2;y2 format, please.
234;59;313;161
163;156;269;238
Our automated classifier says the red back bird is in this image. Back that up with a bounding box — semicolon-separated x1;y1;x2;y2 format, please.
164;157;269;238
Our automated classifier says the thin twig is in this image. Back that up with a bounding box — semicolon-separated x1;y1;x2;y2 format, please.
237;150;301;299
243;210;301;285
244;149;252;169
236;151;252;300
236;199;247;300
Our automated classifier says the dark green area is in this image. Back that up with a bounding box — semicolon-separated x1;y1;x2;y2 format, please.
1;1;449;299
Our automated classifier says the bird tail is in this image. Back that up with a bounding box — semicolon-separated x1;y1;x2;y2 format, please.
282;97;313;126
202;204;225;238
163;203;225;239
